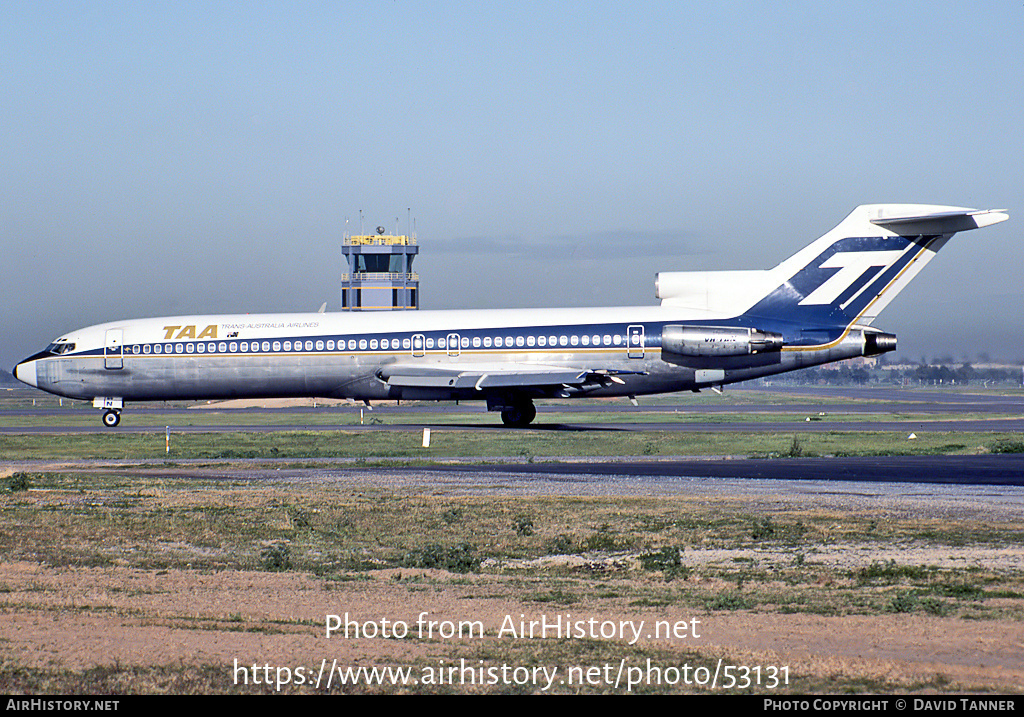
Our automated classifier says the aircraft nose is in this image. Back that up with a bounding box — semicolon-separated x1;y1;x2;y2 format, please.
13;358;38;388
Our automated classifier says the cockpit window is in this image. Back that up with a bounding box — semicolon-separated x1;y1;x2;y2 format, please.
47;342;76;355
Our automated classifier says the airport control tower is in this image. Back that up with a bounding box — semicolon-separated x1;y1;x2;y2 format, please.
341;225;419;310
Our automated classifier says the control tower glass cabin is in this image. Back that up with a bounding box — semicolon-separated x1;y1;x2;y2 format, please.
341;226;419;311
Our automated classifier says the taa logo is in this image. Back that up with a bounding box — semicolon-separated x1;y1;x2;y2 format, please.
798;250;905;306
162;325;218;340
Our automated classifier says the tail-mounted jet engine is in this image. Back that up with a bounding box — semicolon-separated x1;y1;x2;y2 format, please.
863;331;897;356
661;325;784;357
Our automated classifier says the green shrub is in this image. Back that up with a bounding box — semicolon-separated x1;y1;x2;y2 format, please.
402;543;481;573
639;546;690;581
546;534;576;554
6;472;31;492
705;592;753;611
888;591;919;613
513;515;535;536
260;543;291;572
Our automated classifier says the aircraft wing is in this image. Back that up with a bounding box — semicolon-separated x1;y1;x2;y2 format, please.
377;363;642;392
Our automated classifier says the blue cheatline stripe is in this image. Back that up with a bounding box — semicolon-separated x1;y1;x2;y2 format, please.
74;324;651;358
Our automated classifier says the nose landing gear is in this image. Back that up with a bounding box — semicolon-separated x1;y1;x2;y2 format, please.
93;398;124;428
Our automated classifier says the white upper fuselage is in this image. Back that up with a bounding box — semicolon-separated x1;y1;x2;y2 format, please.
57;305;694;348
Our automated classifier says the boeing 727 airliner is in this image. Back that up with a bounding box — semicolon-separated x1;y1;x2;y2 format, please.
13;204;1008;427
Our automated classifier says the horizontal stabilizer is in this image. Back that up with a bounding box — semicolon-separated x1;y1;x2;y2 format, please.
869;207;1009;235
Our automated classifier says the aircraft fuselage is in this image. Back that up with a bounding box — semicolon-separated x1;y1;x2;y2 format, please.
13;305;870;411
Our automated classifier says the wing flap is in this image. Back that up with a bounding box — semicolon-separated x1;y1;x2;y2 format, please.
378;363;639;391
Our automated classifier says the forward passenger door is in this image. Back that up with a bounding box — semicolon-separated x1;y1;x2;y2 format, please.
104;329;123;370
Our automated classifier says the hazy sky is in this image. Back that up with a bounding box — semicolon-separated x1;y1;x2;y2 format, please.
3;1;1022;373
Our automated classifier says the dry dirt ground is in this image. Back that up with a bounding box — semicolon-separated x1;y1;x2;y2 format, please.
1;470;1023;694
2;559;1022;694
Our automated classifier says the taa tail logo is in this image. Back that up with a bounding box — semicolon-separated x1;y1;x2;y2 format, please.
798;249;907;307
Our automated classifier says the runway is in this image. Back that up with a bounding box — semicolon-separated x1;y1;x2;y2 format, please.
9;452;1024;489
4;384;1024;434
416;454;1024;485
4;386;1023;487
6;419;1024;434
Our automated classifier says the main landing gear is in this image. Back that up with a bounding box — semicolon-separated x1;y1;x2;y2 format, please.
499;399;537;428
102;409;121;427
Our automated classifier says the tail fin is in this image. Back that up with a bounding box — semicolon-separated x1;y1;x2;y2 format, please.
657;205;1008;330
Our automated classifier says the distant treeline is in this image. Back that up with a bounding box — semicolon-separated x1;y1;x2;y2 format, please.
769;362;1023;386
